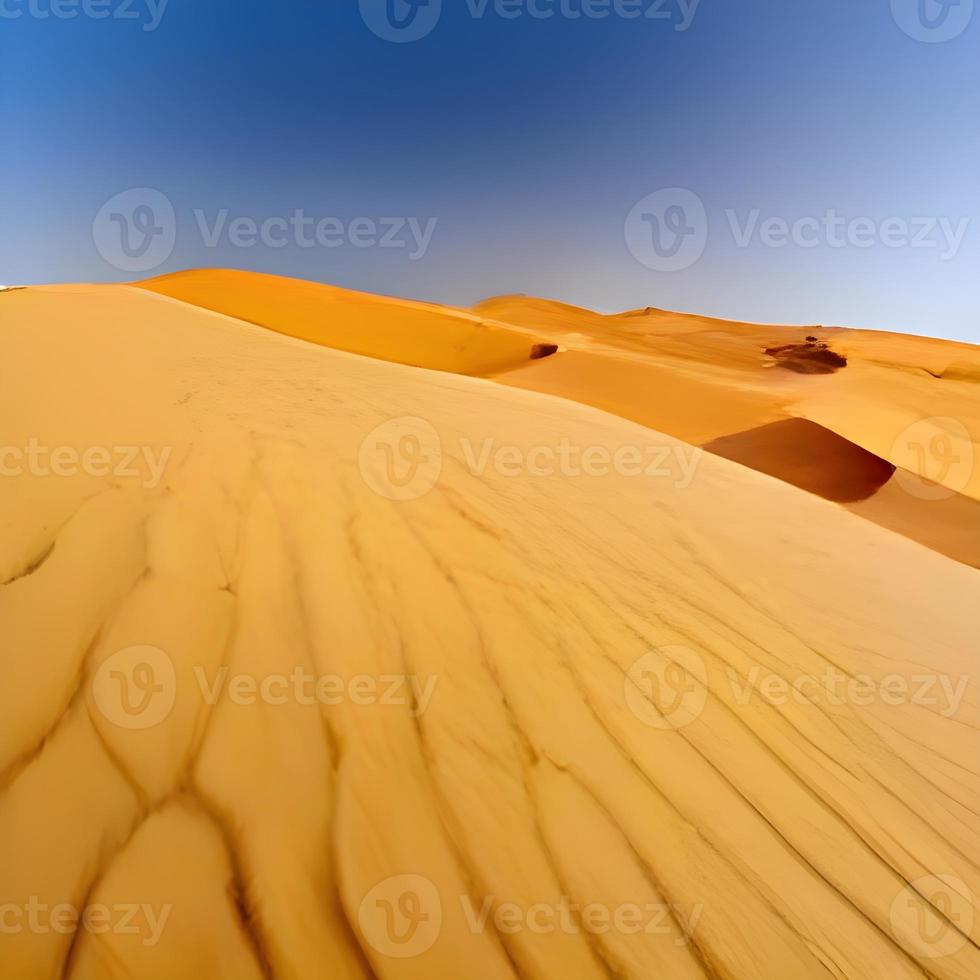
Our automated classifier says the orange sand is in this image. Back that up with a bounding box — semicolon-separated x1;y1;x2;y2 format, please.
1;277;977;979
139;269;552;376
139;273;980;566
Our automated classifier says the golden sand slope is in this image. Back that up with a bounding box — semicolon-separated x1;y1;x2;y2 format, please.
139;273;980;567
477;296;980;567
139;269;553;375
0;283;977;979
478;295;980;497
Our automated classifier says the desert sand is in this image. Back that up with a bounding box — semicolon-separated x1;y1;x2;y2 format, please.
145;270;980;568
0;274;977;979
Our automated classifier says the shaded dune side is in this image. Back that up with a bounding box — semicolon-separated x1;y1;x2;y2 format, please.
703;419;895;504
137;269;551;376
764;342;848;375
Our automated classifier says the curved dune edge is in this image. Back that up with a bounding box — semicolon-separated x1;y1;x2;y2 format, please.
133;272;980;566
477;296;980;567
478;295;980;501
702;419;896;504
1;283;978;979
137;269;553;376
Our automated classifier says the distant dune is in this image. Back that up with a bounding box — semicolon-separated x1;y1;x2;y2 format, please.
140;269;553;376
141;271;980;568
1;276;977;979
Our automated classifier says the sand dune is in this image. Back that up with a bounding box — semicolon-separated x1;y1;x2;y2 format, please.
478;294;980;497
0;280;977;979
477;296;980;566
139;272;980;567
139;269;553;376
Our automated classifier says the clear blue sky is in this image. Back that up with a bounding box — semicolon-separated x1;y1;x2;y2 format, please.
2;0;978;341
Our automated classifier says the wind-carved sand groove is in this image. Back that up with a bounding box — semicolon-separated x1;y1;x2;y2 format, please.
0;283;977;979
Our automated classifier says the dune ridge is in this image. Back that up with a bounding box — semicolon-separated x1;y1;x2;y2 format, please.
139;269;553;376
138;271;980;567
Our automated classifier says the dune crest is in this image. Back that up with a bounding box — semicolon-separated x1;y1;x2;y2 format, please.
474;293;980;566
138;269;552;376
135;272;980;567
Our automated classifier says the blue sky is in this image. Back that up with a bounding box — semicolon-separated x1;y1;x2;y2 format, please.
2;0;977;341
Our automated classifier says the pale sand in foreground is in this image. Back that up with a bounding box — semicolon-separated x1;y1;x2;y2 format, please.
0;282;977;979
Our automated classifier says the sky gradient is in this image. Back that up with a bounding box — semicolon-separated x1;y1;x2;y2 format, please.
2;0;978;341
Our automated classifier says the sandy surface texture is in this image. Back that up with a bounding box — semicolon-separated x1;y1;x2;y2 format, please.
478;296;980;566
141;272;980;567
0;280;977;979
